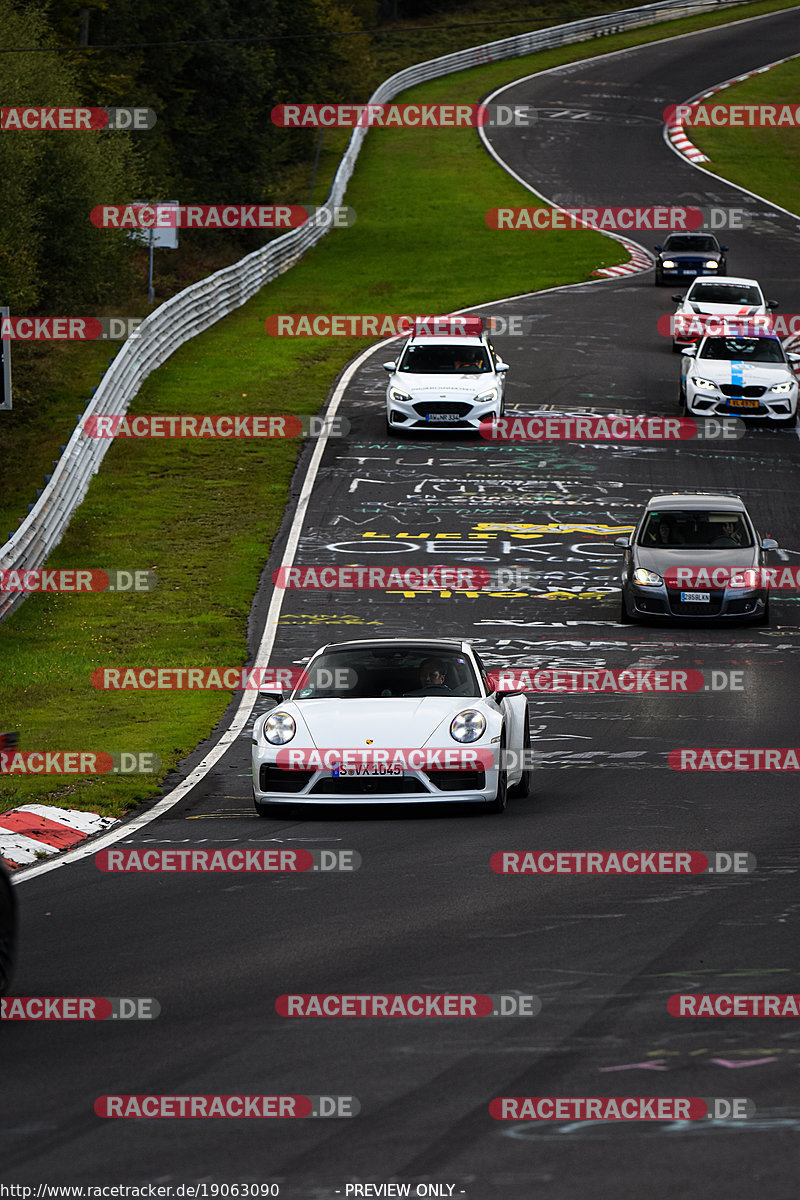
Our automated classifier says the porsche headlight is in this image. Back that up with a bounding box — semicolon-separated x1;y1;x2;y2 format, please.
633;568;663;587
450;710;486;743
389;388;412;403
661;259;676;268
691;376;719;391
475;389;498;404
264;711;296;745
770;382;793;393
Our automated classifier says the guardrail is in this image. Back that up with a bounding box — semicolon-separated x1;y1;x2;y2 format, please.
0;0;761;624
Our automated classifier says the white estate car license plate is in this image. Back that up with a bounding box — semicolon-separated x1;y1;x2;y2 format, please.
333;766;405;777
680;591;710;603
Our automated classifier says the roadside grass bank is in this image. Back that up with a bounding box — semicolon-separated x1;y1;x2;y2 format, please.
683;55;800;215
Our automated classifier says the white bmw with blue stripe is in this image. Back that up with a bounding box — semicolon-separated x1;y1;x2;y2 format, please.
680;330;799;426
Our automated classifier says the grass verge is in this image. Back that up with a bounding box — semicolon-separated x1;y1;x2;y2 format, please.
682;54;800;215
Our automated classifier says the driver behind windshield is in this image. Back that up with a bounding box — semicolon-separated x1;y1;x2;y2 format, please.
407;658;452;695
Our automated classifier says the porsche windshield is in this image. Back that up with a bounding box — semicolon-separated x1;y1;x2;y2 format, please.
398;344;492;373
687;282;762;305
638;511;754;550
293;647;481;699
698;337;785;363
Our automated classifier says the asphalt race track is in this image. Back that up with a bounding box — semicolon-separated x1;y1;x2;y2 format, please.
5;9;800;1197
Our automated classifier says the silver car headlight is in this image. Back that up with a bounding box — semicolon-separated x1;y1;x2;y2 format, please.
633;568;662;587
661;259;676;268
704;260;719;268
450;710;486;743
263;712;296;745
770;382;793;393
691;376;719;391
475;389;498;404
389;388;412;403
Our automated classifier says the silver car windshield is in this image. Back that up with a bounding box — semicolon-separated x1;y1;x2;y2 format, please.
398;345;492;373
639;511;754;550
293;647;481;700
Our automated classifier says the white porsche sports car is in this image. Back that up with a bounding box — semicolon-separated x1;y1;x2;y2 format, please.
251;639;531;814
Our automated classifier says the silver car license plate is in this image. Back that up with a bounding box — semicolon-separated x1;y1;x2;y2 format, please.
680;591;710;603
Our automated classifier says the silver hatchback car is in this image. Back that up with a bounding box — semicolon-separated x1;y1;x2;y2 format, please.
617;493;778;624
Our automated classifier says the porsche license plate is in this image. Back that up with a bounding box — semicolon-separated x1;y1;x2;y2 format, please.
727;398;760;409
332;766;405;777
680;591;710;603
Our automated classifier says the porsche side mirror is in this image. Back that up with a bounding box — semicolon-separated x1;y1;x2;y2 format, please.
614;537;629;548
493;688;523;700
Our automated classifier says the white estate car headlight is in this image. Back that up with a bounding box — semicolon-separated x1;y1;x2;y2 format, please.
633;568;663;587
450;710;486;743
691;376;719;391
264;712;296;745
